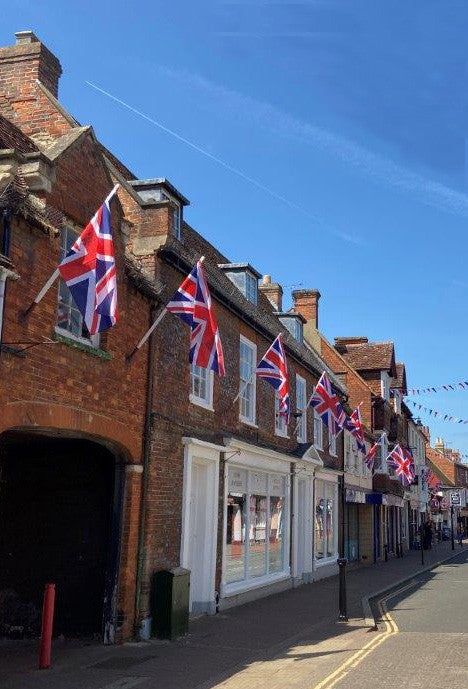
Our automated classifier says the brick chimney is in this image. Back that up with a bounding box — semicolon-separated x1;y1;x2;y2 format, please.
292;289;321;329
0;31;62;98
335;335;369;349
259;275;283;311
0;31;67;139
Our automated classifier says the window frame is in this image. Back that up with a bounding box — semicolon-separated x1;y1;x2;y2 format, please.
314;409;323;450
239;335;257;426
275;390;289;437
381;371;390;402
245;271;258;305
296;374;307;443
224;466;290;595
314;479;338;565
189;361;214;411
56;225;100;348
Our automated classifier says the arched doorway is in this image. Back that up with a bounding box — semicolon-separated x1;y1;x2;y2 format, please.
0;431;125;640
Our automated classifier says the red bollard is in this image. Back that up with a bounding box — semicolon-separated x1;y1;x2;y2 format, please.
39;583;55;669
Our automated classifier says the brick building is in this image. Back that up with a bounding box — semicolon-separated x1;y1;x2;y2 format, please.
0;30;349;642
332;337;410;558
0;31;162;641
291;290;377;567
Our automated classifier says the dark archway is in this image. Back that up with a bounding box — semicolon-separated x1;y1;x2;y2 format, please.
0;431;125;639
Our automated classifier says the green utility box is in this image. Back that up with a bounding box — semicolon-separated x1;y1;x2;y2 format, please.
151;567;190;639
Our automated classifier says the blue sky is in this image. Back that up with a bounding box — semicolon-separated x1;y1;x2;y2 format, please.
2;1;468;454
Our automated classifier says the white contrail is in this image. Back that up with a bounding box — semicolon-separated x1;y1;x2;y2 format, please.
159;67;468;219
85;80;363;246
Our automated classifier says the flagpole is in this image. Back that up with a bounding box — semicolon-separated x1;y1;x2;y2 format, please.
126;255;205;361
22;184;120;319
232;372;255;405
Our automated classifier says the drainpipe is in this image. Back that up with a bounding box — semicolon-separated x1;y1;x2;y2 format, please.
134;302;158;639
0;209;12;369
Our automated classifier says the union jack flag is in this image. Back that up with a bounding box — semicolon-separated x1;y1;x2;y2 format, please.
363;433;385;471
427;469;441;493
308;371;346;436
58;186;119;335
387;445;415;486
344;406;366;454
255;334;290;421
166;259;225;376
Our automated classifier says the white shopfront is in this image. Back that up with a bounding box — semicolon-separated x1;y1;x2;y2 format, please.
221;439;321;608
313;469;340;580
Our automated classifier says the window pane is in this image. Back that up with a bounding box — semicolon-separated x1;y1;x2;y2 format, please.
315;481;324;559
240;340;255;421
190;363;209;402
326;484;335;558
275;391;287;434
269;496;284;573
226;493;246;583
249;494;267;578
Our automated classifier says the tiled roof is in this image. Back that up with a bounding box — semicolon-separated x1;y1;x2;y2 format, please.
0;114;38;153
426;447;456;486
158;223;346;394
336;341;395;374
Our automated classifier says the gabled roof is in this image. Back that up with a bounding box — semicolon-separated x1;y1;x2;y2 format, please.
335;340;396;376
426;447;456;486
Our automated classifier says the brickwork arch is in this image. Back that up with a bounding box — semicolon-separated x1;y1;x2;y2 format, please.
0;400;141;464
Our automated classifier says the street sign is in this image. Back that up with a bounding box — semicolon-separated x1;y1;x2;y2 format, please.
450;491;461;507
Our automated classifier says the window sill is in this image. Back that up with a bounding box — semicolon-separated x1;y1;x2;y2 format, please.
222;569;290;598
54;330;111;360
239;417;258;429
275;429;289;439
189;394;214;412
314;555;338;568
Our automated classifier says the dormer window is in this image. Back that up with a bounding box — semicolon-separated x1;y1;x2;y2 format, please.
218;263;261;305
277;313;305;343
128;178;189;242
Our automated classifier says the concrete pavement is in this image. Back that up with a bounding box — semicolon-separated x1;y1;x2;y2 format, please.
0;540;466;689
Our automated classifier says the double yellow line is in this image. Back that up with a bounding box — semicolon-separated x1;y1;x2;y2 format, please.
311;580;416;689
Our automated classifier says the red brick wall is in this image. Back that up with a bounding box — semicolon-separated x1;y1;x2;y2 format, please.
0;136;154;637
135;257;343;619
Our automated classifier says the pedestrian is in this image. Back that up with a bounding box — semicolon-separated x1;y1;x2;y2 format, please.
456;523;463;547
424;521;432;550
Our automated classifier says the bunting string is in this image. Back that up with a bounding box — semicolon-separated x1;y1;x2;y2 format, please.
409;400;468;425
407;379;468;396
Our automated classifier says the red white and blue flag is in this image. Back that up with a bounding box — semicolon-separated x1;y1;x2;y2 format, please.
344;406;366;454
426;468;441;493
363;433;385;471
58;186;119;335
166;259;225;376
308;371;346;436
387;445;415;486
255;334;290;421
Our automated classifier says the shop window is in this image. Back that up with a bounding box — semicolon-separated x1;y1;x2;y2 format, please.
225;467;288;589
315;480;337;561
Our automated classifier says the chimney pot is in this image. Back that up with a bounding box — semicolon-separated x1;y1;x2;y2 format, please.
263;274;271;285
